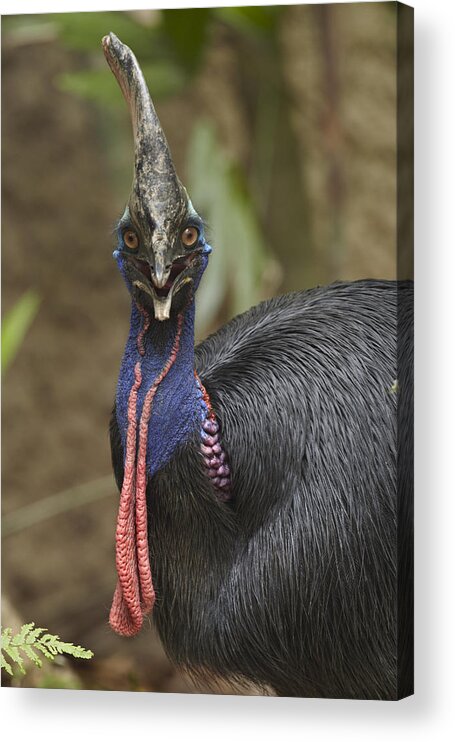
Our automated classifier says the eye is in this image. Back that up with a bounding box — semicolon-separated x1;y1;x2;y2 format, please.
123;229;139;250
181;226;199;247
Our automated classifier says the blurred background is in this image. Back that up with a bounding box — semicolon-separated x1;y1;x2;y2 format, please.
2;3;399;692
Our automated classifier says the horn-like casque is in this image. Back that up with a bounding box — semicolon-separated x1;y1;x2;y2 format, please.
102;32;188;232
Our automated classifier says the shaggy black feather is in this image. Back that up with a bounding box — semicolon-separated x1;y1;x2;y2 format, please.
110;278;413;699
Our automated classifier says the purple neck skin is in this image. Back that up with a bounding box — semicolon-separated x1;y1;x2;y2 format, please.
116;298;232;498
116;300;201;478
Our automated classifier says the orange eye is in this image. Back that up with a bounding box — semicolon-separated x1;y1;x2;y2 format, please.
181;227;199;247
123;229;139;250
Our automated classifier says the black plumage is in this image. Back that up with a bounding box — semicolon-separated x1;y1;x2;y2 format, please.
110;279;413;699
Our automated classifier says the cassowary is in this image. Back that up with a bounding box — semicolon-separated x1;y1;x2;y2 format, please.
103;33;413;700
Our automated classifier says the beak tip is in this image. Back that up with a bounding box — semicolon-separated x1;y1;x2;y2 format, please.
153;295;172;321
151;276;168;291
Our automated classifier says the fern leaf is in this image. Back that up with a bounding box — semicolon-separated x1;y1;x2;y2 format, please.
21;644;43;668
35;643;55;661
25;625;46;644
2;627;12;643
1;651;13;676
39;634;60;655
1;627;25;673
1;622;93;678
3;643;26;674
38;634;94;661
50;641;94;661
11;622;35;645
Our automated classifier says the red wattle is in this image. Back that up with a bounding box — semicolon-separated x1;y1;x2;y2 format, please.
109;312;184;637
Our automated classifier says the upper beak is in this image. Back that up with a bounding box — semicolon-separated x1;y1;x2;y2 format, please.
151;253;171;290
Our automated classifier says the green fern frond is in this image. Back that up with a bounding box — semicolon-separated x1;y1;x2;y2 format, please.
1;623;94;677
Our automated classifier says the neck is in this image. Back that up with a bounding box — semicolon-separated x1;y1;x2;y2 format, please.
116;299;203;477
110;297;205;636
110;294;232;637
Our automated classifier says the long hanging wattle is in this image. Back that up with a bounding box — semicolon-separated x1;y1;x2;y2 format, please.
109;310;184;637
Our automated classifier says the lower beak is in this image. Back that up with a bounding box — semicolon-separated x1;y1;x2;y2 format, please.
131;261;194;321
152;290;175;321
131;277;176;320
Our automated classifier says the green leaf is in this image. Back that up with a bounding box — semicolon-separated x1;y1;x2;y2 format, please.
1;622;93;678
2;627;12;642
56;69;121;107
214;6;282;37
3;644;25;674
35;644;55;661
187;120;269;336
21;644;43;668
161;8;212;72
25;626;46;644
39;635;60;656
11;622;35;646
1;290;40;375
51;11;158;58
48;641;94;661
1;653;13;675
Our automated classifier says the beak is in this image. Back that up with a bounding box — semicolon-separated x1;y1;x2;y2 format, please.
130;273;174;321
151;249;170;290
129;252;196;321
150;289;174;322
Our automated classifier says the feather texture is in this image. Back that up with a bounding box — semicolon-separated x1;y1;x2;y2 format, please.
110;278;413;699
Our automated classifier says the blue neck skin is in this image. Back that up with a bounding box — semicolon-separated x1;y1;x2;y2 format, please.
114;239;211;478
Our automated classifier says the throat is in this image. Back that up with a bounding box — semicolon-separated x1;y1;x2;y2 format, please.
116;304;200;475
110;301;201;637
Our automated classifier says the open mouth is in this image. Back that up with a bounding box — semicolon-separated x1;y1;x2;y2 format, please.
127;253;197;320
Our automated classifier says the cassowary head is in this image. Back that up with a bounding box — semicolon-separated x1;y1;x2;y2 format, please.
102;32;211;321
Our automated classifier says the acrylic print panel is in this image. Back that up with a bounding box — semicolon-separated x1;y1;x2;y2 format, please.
1;2;413;699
